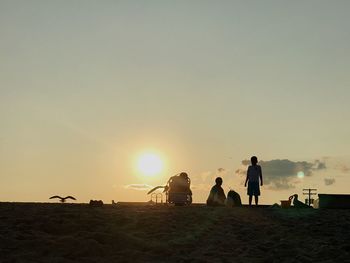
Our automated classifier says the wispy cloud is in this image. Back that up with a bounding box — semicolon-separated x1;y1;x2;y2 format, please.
199;171;213;182
124;184;153;191
194;168;231;190
324;178;336;186
335;164;350;173
217;167;228;176
191;183;210;191
217;168;225;173
235;159;327;190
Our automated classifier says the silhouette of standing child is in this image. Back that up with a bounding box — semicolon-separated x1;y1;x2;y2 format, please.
244;156;263;206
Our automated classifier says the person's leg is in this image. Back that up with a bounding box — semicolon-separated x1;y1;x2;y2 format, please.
254;195;259;206
249;195;252;206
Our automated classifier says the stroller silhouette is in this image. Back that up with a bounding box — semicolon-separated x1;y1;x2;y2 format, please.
148;172;192;205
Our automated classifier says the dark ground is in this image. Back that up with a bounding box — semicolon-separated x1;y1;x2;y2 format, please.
0;202;349;262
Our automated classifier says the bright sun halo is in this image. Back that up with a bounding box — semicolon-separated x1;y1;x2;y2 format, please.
137;153;163;176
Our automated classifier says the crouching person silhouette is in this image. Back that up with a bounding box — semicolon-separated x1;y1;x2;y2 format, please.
207;177;226;206
225;189;242;207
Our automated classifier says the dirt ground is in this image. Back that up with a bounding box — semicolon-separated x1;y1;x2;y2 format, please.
0;202;349;262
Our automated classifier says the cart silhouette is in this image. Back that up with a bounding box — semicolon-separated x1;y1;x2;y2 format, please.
147;172;192;205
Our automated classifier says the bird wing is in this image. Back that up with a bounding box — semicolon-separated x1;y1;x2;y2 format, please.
147;186;165;195
65;196;76;200
50;196;62;199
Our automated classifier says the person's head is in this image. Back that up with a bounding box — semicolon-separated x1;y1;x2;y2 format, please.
179;172;188;179
215;177;223;186
250;156;258;165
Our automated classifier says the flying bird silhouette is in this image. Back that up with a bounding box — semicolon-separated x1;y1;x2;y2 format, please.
49;195;76;203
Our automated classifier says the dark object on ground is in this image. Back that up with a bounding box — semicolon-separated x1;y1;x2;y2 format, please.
147;172;192;205
318;194;350;209
49;195;76;203
226;190;242;207
289;194;310;208
89;200;104;207
280;199;291;208
269;203;281;208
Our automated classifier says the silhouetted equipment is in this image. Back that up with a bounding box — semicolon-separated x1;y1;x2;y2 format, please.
147;186;165;194
89;200;103;207
289;194;311;208
151;193;163;204
303;189;317;207
147;172;192;205
49;195;76;203
318;194;350;209
280;199;291;208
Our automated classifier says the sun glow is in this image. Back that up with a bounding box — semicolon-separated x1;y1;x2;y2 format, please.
137;152;163;176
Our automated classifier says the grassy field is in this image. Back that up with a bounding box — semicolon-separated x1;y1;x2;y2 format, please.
0;202;349;262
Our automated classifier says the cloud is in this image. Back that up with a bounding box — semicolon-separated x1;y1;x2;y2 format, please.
217;168;228;176
314;160;326;170
324;178;336;186
191;183;211;191
241;160;251;166
124;184;153;191
193;169;232;190
235;159;327;190
235;168;247;177
217;168;225;172
335;164;350;173
199;171;213;182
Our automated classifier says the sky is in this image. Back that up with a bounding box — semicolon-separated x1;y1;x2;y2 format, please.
1;1;349;204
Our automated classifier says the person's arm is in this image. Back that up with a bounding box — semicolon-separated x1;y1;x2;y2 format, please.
207;188;214;205
219;188;226;202
259;166;263;186
244;168;249;187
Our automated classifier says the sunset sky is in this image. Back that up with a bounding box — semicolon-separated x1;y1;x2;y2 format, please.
1;1;349;204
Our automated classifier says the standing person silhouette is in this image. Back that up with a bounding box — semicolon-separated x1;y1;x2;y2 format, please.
244;156;263;206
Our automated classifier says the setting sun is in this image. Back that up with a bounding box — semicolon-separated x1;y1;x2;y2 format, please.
137;153;163;176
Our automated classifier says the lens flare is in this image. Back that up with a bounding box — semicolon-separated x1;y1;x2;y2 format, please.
297;171;305;178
